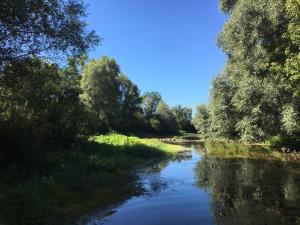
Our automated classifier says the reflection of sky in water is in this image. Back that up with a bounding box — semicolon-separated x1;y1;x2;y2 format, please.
84;144;300;225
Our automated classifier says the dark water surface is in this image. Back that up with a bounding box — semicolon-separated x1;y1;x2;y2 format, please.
82;144;300;225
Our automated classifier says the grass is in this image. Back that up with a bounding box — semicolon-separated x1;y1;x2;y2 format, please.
204;141;300;162
0;134;182;225
92;133;182;157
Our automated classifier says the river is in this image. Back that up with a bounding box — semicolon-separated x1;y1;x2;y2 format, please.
80;143;300;225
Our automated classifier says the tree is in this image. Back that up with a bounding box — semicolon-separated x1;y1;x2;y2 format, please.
208;75;237;139
142;92;162;119
117;74;143;131
0;0;99;67
281;103;300;137
193;105;210;139
80;57;121;131
232;76;282;142
171;105;194;132
206;0;300;146
219;0;237;13
154;100;178;134
0;58;84;160
282;0;300;95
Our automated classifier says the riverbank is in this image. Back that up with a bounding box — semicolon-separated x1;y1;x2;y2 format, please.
153;133;300;162
0;134;183;225
203;141;300;162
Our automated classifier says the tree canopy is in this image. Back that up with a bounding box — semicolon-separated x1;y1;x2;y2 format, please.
0;0;99;67
197;0;300;147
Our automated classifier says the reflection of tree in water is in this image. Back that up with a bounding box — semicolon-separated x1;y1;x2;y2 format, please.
195;156;300;225
142;160;170;194
143;152;193;194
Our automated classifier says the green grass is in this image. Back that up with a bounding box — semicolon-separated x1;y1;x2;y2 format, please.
92;133;181;156
204;141;300;161
0;134;182;225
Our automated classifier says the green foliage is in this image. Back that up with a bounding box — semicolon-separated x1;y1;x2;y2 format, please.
80;57;121;131
171;105;195;132
154;100;179;134
233;77;282;142
193;104;210;139
267;134;300;150
0;1;192;223
141;92;191;135
142;91;162;119
80;57;144;132
0;58;84;159
283;0;300;95
149;118;163;133
117;74;143;131
281;103;300;137
0;0;99;67
202;0;300;148
219;0;238;13
208;75;237;139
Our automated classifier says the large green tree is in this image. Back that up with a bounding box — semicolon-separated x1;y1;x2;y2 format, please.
171;105;194;132
206;0;300;145
0;59;84;159
142;92;162;119
193;104;210;139
81;57;144;132
80;57;121;131
117;74;143;131
0;0;99;67
208;75;237;139
154;100;178;134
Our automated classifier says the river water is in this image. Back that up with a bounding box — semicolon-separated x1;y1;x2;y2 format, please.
82;143;300;225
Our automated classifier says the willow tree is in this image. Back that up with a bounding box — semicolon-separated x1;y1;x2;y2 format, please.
207;0;300;144
80;57;121;131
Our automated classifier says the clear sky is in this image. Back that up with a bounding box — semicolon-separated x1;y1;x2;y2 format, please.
85;0;227;109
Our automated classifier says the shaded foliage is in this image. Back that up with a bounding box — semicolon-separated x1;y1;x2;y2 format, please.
154;100;178;134
0;58;84;162
171;105;194;132
142;91;162;119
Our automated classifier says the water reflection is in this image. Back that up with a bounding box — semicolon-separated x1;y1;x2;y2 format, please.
83;143;300;225
196;156;300;225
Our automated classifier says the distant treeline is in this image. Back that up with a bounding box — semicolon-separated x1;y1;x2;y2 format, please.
0;0;195;163
193;0;300;148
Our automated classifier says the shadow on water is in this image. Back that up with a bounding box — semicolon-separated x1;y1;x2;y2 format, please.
79;151;192;224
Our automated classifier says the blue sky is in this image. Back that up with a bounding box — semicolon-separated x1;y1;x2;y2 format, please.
85;0;227;109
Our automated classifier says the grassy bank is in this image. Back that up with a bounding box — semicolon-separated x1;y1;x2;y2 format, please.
204;141;300;162
0;134;182;225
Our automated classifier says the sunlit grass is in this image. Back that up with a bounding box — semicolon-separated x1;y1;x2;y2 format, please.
91;133;183;156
